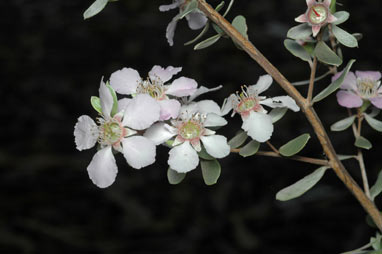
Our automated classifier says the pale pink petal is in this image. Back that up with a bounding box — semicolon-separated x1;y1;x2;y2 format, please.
74;115;98;151
260;96;300;112
179;102;199;116
168;141;199;173
200;135;230;158
87;146;118;188
306;0;316;7
196;100;221;115
250;75;273;95
241;111;273;143
336;90;363;108
355;71;382;81
204;113;227;127
165;16;179;47
123;94;160;130
323;0;331;7
110;68;141;95
144;123;177;145
99;79;113;118
295;14;308;23
122;136;156;169
221;94;236;116
165;77;197;97
159;1;181;12
327;13;337;23
370;97;382;109
149;65;182;83
188;85;223;102
185;11;208;30
332;71;357;90
118;98;131;112
312;25;321;37
158;99;181;120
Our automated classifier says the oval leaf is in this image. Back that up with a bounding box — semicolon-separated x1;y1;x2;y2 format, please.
269;107;288;123
279;134;310;157
337;154;357;161
167;168;186;185
332;25;358;48
276;167;329;201
228;131;248;149
83;0;109;19
91;96;102;114
201;159;221;185
370;170;382;201
314;41;343;66
287;23;313;40
313;59;355;102
330;115;356;131
284;39;311;62
232;15;248;39
184;22;210;46
332;11;350;25
354;136;372;150
365;114;382;132
239;140;260;157
194;34;222;50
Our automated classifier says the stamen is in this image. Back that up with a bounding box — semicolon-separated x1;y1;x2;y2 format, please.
312;7;320;17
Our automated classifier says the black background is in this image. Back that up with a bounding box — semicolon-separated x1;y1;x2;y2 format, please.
1;0;382;253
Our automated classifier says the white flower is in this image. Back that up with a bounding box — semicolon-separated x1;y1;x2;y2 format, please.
110;65;197;121
159;0;208;46
221;75;300;142
74;81;159;188
144;100;230;173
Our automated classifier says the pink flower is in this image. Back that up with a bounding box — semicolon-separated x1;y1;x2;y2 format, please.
295;0;337;37
334;71;382;109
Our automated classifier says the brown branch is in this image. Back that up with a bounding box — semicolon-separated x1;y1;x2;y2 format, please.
197;0;382;230
266;141;279;154
307;56;318;103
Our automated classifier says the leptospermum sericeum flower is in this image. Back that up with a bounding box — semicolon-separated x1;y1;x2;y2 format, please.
295;0;337;37
159;0;208;46
144;100;230;173
74;81;159;188
334;71;382;109
110;65;197;121
222;75;300;143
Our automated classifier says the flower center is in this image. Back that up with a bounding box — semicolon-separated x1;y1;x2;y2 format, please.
233;86;262;116
179;121;202;140
357;78;379;99
136;79;166;100
98;118;124;145
308;4;328;25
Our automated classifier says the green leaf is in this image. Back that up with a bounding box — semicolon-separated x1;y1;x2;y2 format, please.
330;115;356;131
194;34;222;50
354;136;372;150
287;23;313;40
90;96;102;114
370;170;382;201
329;0;336;13
201;159;221;185
239;140;260;157
198;145;215;160
212;23;224;35
228;131;248;149
184;22;210;46
222;0;234;17
353;33;363;41
106;82;118;117
179;0;198;19
332;25;358;48
360;100;372;113
365;114;382;132
269;107;288;123
214;1;225;12
332;11;350;25
167;168;186;185
279;134;310;157
292;71;331;86
83;0;109;19
276;166;329;201
314;41;343;66
284;39;311;62
338;154;357;161
232;15;248;39
313;59;355;102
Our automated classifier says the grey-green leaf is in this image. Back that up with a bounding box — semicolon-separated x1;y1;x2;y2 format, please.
332;11;350;25
287;23;313;40
313;59;355;102
279;134;310;157
194;34;222;50
83;0;109;19
338;154;357;161
167;168;186;185
269;107;288;123
354;136;372;150
90;96;102;114
106;82;119;117
370;170;382;201
365;114;382;132
223;0;234;17
239;140;260;157
201;159;221;185
330;115;356;131
232;15;248;39
284;39;311;62
198;145;215;160
179;0;198;19
332;25;358;48
228;131;248;149
314;41;343;66
184;22;210;46
276;166;329;201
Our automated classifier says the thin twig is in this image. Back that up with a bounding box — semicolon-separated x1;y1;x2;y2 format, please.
266;141;279;154
292;70;332;86
196;0;382;230
307;56;317;103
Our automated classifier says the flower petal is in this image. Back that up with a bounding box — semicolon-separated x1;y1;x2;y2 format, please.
204;113;227;127
185;11;208;30
168;141;199;173
87;146;118;188
165;16;179;46
110;68;141;95
165;77;197;97
241;111;274;142
159;1;181;12
196;100;221;115
323;0;331;7
332;71;357;90
260;96;300;112
118;98;131;112
370;97;382;109
99;79;114;118
336;90;363;108
74;115;98;151
295;14;308;23
122;136;156;169
149;65;182;83
312;25;321;37
188;85;222;102
158;99;181;120
200;135;230;159
355;71;382;81
123;94;160;130
326;13;337;23
144;123;177;145
221;94;236;116
250;75;273;95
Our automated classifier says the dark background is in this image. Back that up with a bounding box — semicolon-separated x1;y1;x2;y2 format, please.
1;0;382;253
